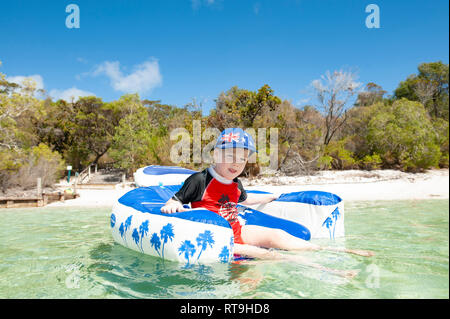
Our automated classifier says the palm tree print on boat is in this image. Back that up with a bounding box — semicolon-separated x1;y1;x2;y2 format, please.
110;213;116;228
195;230;215;261
322;217;333;239
119;223;125;240
150;232;161;257
132;228;140;249
330;207;340;239
219;246;230;263
124;215;132;232
178;240;196;266
119;215;133;245
138;220;149;252
219;236;234;263
160;223;174;260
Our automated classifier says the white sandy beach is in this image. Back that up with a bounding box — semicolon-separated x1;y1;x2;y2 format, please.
46;169;449;208
244;169;449;201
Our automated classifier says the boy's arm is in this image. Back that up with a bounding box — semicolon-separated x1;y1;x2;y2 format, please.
240;193;279;206
161;172;201;214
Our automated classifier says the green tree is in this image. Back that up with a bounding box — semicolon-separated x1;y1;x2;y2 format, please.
242;84;281;127
0;70;19;94
109;94;155;175
354;82;387;107
0;75;43;150
340;103;378;160
394;61;449;119
0;71;65;190
367;99;441;171
432;118;449;167
71;96;117;165
210;84;281;130
33;99;81;166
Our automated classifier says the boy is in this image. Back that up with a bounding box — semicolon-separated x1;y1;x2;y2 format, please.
161;128;373;277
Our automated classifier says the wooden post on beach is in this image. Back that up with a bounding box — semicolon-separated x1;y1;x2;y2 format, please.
37;178;42;198
73;171;79;195
59;191;65;202
122;173;126;188
37;177;43;207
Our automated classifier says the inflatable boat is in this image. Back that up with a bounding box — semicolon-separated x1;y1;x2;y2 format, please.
133;165;197;187
111;166;344;266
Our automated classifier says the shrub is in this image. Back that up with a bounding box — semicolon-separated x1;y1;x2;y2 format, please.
432;118;449;168
359;154;383;170
322;139;357;170
0;149;22;191
367;99;441;171
9;143;65;189
317;155;333;170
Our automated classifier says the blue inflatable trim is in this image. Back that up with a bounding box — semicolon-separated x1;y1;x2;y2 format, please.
118;186;231;229
118;185;312;241
238;205;311;241
246;190;271;194
277;191;342;206
142;165;197;176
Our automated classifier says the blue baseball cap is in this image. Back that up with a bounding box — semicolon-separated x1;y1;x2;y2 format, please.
214;128;257;154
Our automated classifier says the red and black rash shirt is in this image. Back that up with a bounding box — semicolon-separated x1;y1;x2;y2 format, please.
171;167;247;244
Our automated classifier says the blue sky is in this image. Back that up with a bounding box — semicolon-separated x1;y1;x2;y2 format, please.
0;0;448;114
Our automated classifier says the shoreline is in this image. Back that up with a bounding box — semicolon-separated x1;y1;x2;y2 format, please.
242;169;449;202
43;169;450;208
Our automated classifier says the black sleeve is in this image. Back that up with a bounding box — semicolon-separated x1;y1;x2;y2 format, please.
172;172;204;204
237;178;247;203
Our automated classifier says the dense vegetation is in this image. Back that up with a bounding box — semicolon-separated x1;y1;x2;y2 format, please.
0;61;448;191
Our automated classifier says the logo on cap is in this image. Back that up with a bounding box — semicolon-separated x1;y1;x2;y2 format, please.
221;133;241;143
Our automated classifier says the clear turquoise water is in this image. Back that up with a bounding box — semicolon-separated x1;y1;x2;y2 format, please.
0;200;448;298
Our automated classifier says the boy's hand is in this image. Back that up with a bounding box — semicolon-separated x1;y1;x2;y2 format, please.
160;199;187;214
270;193;281;201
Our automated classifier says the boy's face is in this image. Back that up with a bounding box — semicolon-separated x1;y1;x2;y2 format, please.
214;148;249;180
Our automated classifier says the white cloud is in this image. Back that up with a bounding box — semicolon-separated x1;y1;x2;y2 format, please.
296;97;311;106
6;74;45;91
76;57;88;64
6;73;95;102
49;87;96;102
191;0;219;10
92;58;162;95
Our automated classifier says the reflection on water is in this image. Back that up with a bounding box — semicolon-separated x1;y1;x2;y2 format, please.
87;242;241;298
0;200;448;298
